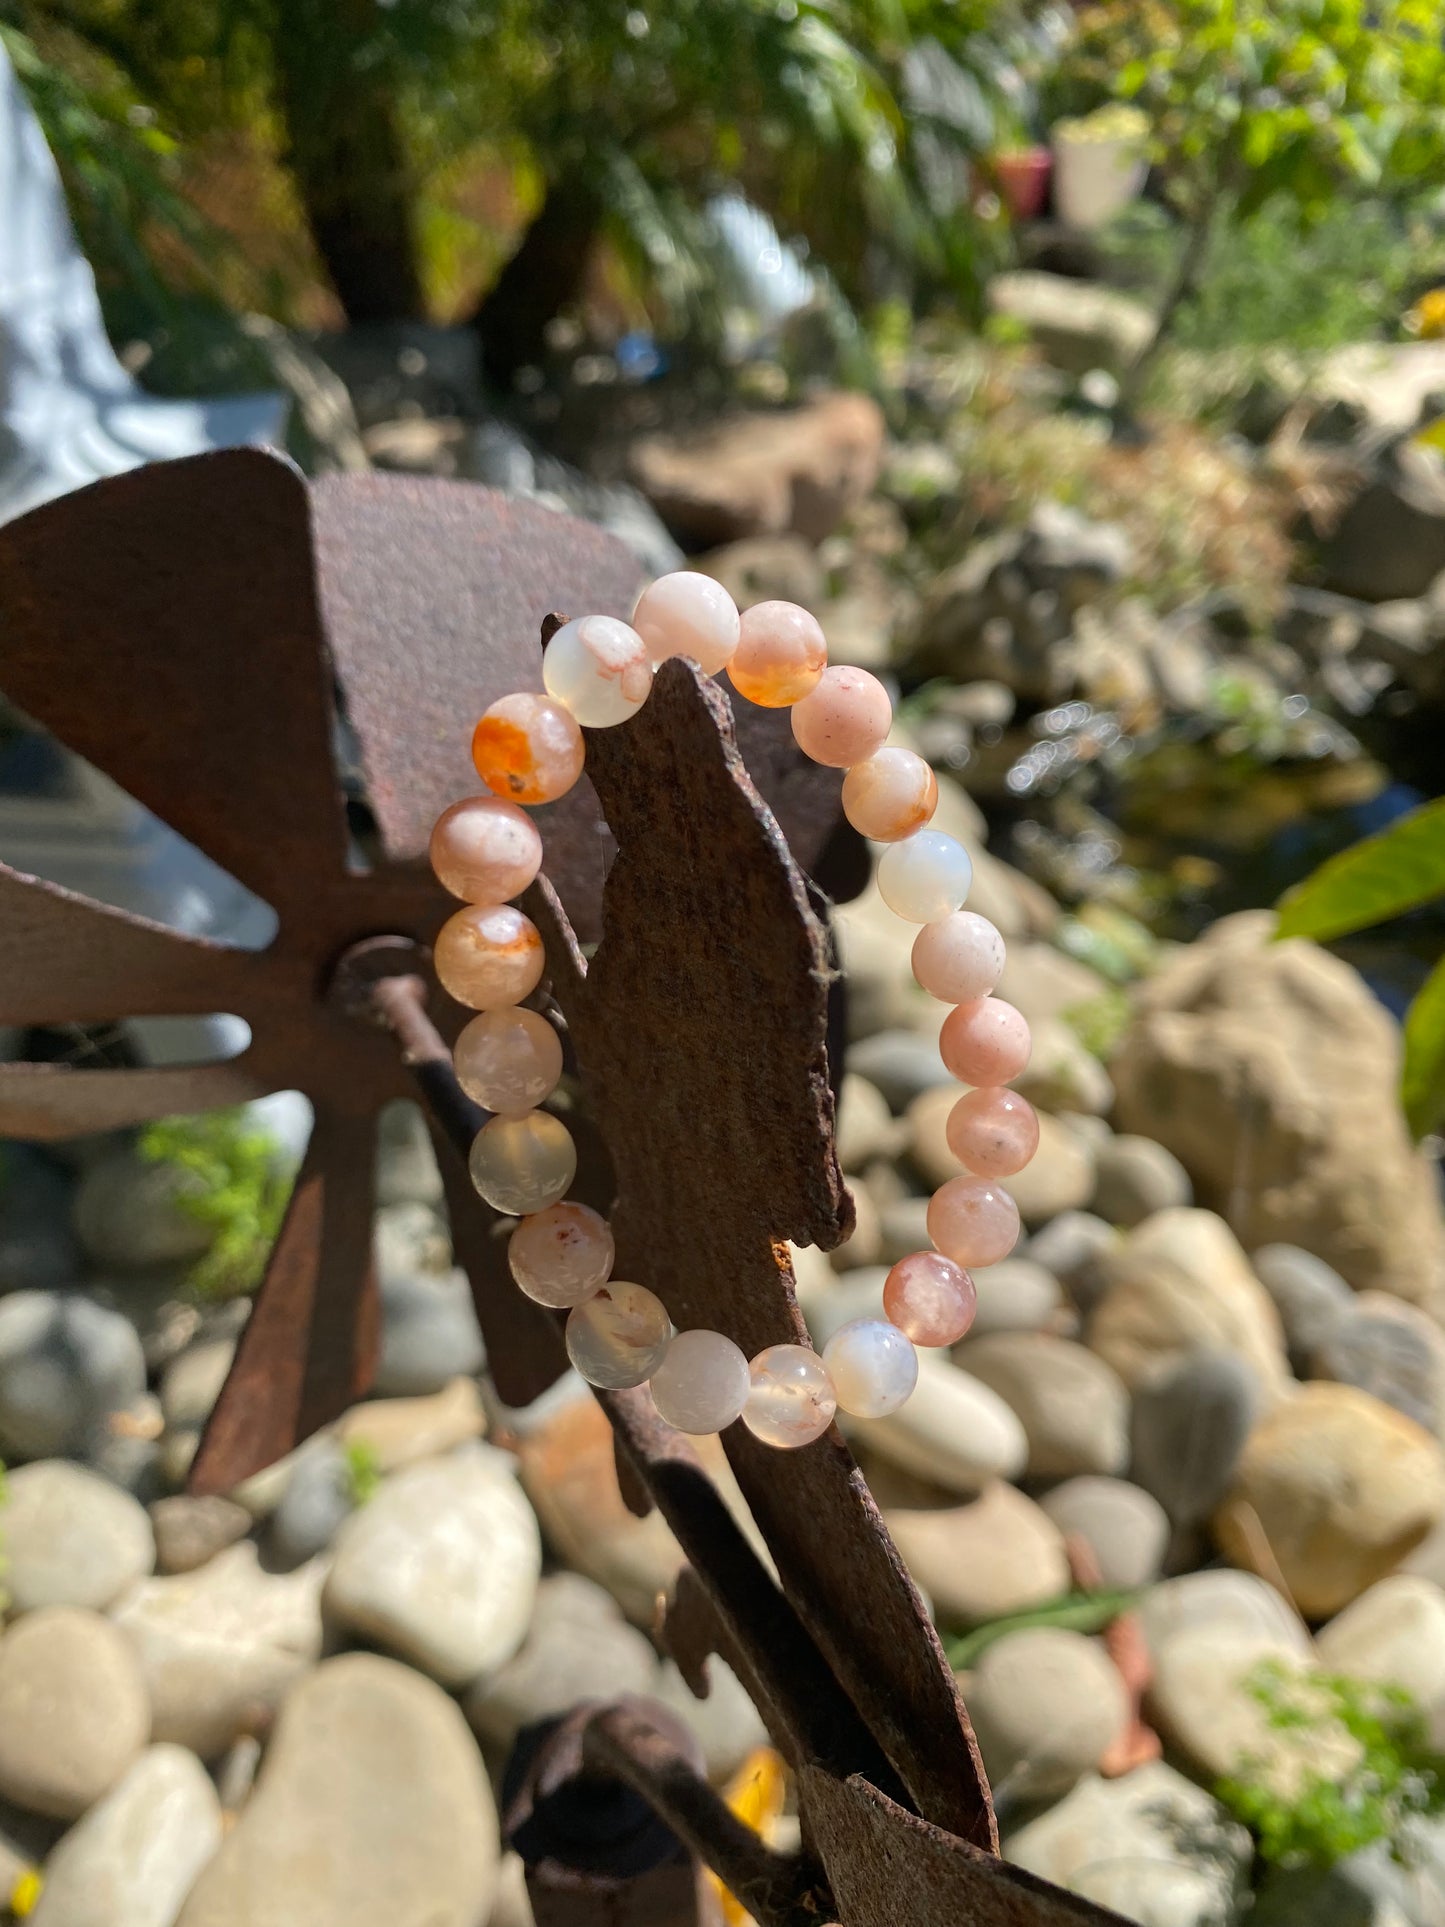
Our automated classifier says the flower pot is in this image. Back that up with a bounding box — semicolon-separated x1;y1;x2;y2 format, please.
993;147;1052;222
1052;129;1146;231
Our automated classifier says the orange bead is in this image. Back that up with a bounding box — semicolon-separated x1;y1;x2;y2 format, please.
472;693;584;805
729;601;828;708
841;748;938;842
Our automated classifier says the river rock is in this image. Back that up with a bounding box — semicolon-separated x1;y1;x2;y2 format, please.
1090;1135;1192;1227
958;1333;1128;1478
1113;913;1445;1304
1003;1115;1097;1227
148;1497;252;1576
113;1542;326;1758
886;1482;1069;1623
878;1195;933;1267
0;1292;146;1460
1039;1478;1169;1591
1026;1212;1118;1316
848;1357;1028;1494
1217;1383;1445;1617
1088;1208;1290;1398
1312;1293;1445;1435
654;1657;770;1784
966;1627;1129;1802
1;1462;153;1613
846;1029;951;1111
996;942;1109;1027
906;1085;963;1190
1012;1018;1115;1118
1252;1243;1354;1375
968;1257;1067;1337
335;1375;486;1472
1315;1576;1445;1720
1138;1569;1312;1666
374;1267;484;1397
1149;1629;1337;1787
835;1074;898;1171
174;1654;499;1927
29;1744;221;1927
374;1100;444;1207
73;1149;214;1271
464;1572;658;1750
0;1610;149;1818
266;1442;354;1567
1129;1350;1261;1526
1006;1762;1253;1927
325;1445;539;1687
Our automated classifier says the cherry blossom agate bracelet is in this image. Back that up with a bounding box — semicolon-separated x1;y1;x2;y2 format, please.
426;573;1038;1447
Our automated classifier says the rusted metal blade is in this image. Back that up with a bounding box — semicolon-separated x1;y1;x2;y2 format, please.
0;449;351;911
0;1060;266;1138
0;863;261;1026
188;1101;379;1494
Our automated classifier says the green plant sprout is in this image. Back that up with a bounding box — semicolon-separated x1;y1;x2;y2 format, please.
138;1108;294;1300
1216;1659;1445;1871
342;1438;382;1509
942;1588;1141;1671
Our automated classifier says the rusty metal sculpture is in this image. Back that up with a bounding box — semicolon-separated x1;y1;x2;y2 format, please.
0;451;1121;1926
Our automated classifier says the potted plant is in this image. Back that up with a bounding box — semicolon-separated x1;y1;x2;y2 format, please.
1051;102;1149;230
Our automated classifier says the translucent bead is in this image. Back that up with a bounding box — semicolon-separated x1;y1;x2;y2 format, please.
877;830;973;922
468;1110;576;1215
911;911;1005;1003
632;572;740;675
434;904;545;1010
542;615;652;727
429;796;542;904
508;1201;614;1308
649;1328;750;1434
946;1087;1040;1179
927;1176;1021;1268
883;1252;977;1347
454;1006;563;1115
939;998;1032;1086
729;601;827;707
790;667;892;768
822;1318;918;1419
743;1344;837;1448
565;1282;673;1389
472;692;585;804
841;747;938;842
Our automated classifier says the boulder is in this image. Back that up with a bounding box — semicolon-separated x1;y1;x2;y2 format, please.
1112;913;1445;1304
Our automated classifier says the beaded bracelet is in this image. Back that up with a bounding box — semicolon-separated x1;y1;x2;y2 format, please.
426;573;1038;1448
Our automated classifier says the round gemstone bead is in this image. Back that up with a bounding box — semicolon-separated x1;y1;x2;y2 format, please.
632;572;740;675
882;1252;977;1347
649;1328;751;1435
472;692;585;804
429;796;543;904
454;1006;563;1115
911;911;1006;1004
946;1087;1040;1179
728;601;827;707
822;1318;918;1419
434;904;545;1011
790;667;892;768
542;614;652;727
841;747;938;843
468;1110;577;1215
508;1201;615;1308
743;1344;837;1448
939;997;1032;1086
877;830;973;923
927;1176;1021;1268
565;1282;673;1389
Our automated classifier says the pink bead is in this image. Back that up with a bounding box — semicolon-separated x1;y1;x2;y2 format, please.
632;572;740;675
939;998;1032;1086
429;796;543;904
434;904;545;1010
945;1088;1040;1179
729;601;827;707
743;1344;838;1448
454;1006;563;1115
841;747;938;842
649;1328;751;1434
927;1176;1021;1268
882;1252;978;1347
790;667;892;768
508;1202;615;1308
911;912;1006;1004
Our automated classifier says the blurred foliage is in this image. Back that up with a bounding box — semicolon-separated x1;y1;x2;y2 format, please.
1276;797;1445;1137
1217;1659;1445;1870
138;1106;295;1299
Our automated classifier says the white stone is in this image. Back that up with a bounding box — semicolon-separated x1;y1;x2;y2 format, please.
1316;1575;1445;1720
966;1628;1129;1801
848;1355;1027;1493
1;1462;153;1613
542;614;652;726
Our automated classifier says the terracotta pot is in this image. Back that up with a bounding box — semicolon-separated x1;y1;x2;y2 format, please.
992;147;1052;222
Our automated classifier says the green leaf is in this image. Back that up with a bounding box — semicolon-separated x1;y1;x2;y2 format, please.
1274;799;1445;942
1403;952;1445;1139
941;1589;1141;1670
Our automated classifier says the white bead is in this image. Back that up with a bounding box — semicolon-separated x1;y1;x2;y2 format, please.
632;572;740;675
542;614;652;727
648;1328;750;1434
877;830;973;923
821;1318;918;1418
